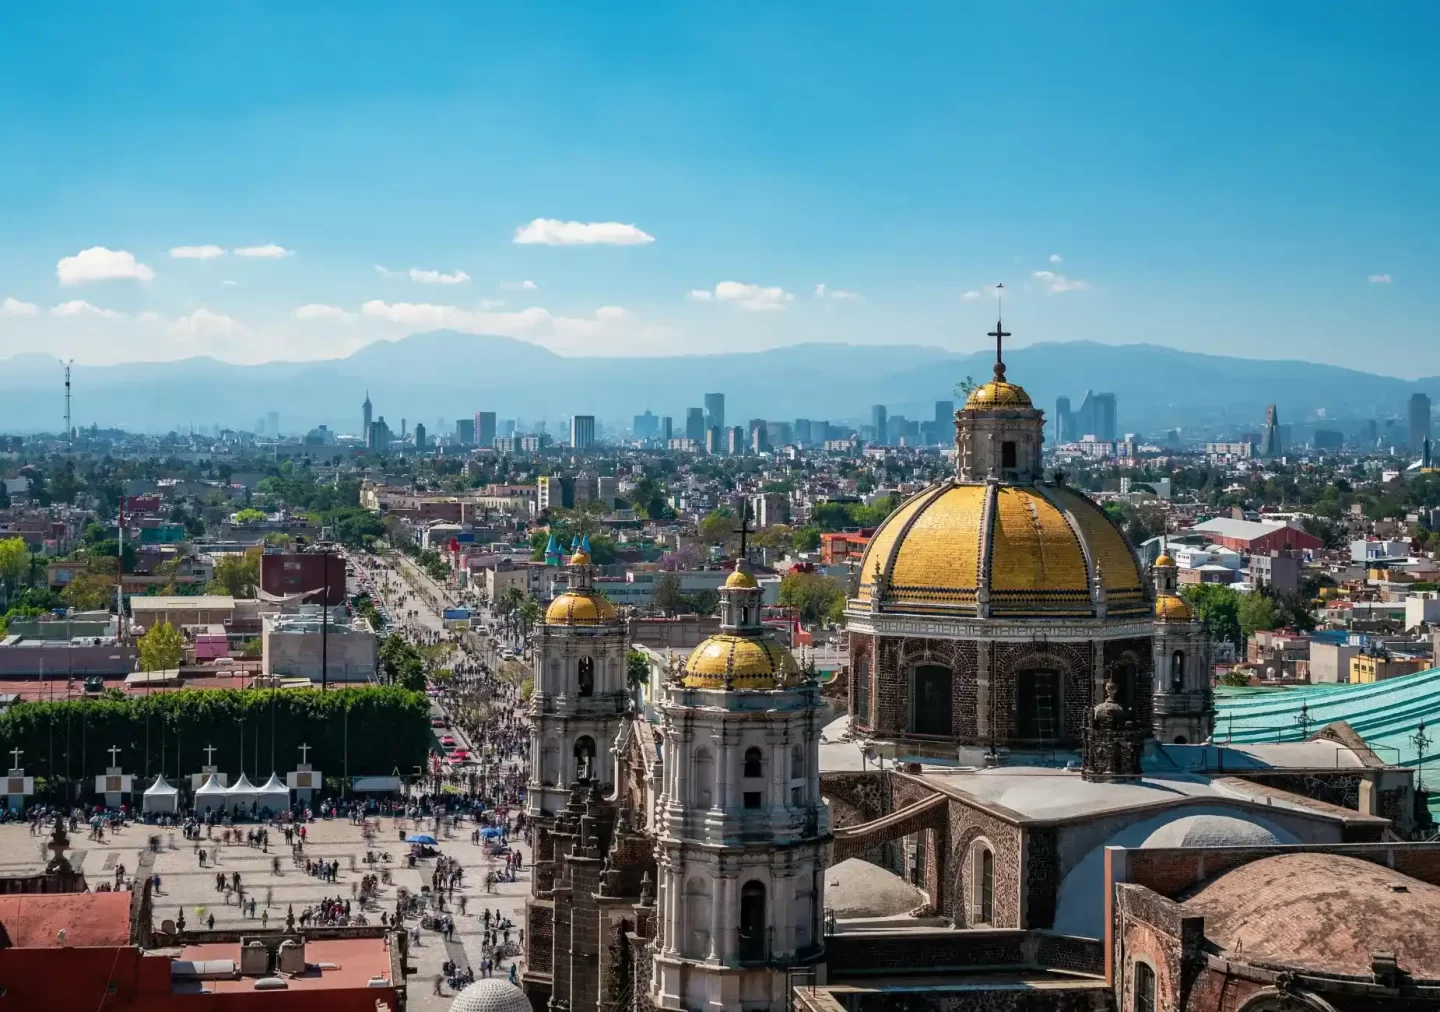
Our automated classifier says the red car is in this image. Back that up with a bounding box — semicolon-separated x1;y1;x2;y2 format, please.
450;749;470;761
439;734;456;747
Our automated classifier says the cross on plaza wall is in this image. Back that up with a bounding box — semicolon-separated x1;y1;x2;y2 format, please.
298;742;311;765
107;745;121;767
202;743;217;765
8;747;21;769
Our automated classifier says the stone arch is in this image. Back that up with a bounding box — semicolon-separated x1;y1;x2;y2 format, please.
910;663;953;737
1003;648;1081;744
577;656;595;696
970;836;996;925
946;825;985;925
574;735;597;781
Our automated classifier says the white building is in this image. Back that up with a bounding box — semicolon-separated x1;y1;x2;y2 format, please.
650;556;830;1011
262;607;377;683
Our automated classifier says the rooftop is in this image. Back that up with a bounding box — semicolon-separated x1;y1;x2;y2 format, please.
129;596;236;611
0;892;131;948
176;937;394;993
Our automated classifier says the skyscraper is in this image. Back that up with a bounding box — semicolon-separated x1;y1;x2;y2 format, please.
633;410;659;441
414;422;427;450
1054;396;1072;443
871;404;888;445
1410;393;1432;453
455;418;475;445
570;415;596;449
685;407;705;443
475;411;496;449
362;391;372;440
1071;391;1118;441
661;416;673;441
934;400;953;425
704;392;725;434
266;411;279;437
1260;405;1281;458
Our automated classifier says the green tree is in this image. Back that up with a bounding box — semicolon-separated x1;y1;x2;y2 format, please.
233;507;268;524
0;538;28;606
1220;668;1252;687
211;554;259;597
653;572;684;615
777;570;846;625
1237;592;1280;640
627;650;650;690
792;527;822;553
138;621;184;672
61;571;114;611
1180;584;1243;650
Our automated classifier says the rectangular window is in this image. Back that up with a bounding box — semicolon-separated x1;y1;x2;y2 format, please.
1001;440;1017;469
1134;962;1155;1012
743;791;762;810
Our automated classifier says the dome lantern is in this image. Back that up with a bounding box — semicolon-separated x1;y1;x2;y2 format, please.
956;291;1046;484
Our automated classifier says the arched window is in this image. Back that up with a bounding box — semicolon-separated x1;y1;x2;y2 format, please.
741;606;750;625
1134;960;1155;1012
577;656;595;697
1016;669;1059;741
574;736;596;781
744;747;764;779
790;744;804;779
1115;657;1139;711
1170;650;1185;692
854;653;871;727
911;664;952;737
977;846;994;924
738;881;767;962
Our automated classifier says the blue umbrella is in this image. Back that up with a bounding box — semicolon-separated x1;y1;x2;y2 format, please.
480;827;503;838
406;833;438;845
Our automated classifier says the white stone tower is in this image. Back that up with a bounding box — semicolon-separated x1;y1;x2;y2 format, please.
651;548;830;1012
1149;550;1214;744
526;547;630;818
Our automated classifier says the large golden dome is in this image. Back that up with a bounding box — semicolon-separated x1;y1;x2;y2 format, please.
854;481;1147;619
545;590;617;626
964;380;1033;409
683;634;800;690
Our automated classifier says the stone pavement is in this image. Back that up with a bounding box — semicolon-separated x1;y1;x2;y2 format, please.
0;813;530;1012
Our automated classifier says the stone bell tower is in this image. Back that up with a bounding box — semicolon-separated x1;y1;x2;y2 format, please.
651;544;831;1012
1149;550;1214;744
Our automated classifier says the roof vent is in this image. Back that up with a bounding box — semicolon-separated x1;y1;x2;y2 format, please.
254;977;289;990
1388;882;1410;893
367;976;392;987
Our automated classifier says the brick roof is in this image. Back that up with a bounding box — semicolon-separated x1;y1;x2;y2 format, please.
0;892;131;948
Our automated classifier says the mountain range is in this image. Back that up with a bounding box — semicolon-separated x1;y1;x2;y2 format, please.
1;332;1435;439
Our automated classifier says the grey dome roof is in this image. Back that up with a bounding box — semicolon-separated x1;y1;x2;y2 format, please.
1142;813;1282;849
449;979;531;1012
825;857;923;918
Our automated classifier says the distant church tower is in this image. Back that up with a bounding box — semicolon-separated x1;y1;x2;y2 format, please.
651;549;830;1012
1149;549;1213;744
362;391;373;441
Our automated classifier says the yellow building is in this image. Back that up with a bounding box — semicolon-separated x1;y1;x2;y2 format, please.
1350;653;1428;684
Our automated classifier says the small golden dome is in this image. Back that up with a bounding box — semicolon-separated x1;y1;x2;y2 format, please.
965;380;1033;409
1155;593;1193;621
683;634;800;689
569;550;591;567
545;590;616;626
1153;553;1176;568
724;567;758;589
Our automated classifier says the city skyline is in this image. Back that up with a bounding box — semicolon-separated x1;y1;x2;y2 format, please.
0;5;1436;371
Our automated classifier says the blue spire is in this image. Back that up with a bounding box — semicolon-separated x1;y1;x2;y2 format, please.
580;533;593;554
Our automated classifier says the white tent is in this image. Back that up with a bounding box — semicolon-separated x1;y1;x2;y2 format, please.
225;772;258;815
256;773;290;815
142;774;180;814
194;773;228;815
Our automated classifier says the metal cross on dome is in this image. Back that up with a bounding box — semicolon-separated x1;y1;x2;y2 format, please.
987;283;1010;383
733;502;754;560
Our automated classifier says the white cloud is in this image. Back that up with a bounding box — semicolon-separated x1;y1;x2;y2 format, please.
359;300;634;349
170;308;245;338
233;244;293;259
375;265;471;285
1049;253;1063;263
814;283;862;302
500;279;537;291
1368;273;1393;284
703;281;794;311
960;291;982;301
513;218;655;246
1032;270;1090;294
688;289;713;301
221;279;239;286
51;300;124;319
56;247;155;284
476;299;506;310
136;311;162;324
293;303;354;322
1;297;38;317
170;244;226;260
595;306;628;321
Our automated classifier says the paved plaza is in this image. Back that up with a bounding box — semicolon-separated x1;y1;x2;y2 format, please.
0;813;530;1012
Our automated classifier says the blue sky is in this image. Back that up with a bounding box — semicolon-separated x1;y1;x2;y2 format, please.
0;3;1435;371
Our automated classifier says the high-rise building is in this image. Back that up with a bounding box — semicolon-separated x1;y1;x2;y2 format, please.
414;422;427;450
475;411;496;449
266;411;279;437
367;416;391;452
1410;393;1433;453
570;415;596;449
705;426;721;454
871;405;888;445
749;418;768;454
1260;405;1281;459
362;391;372;440
933;400;953;429
794;418;813;445
633;410;659;441
704;392;725;434
685;407;706;443
1070;391;1118;441
501;418;517;437
727;426;745;455
661;416;674;441
455;418;475;445
768;421;793;446
1054;396;1072;443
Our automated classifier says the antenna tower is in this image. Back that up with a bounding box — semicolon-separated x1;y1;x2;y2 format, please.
64;361;73;453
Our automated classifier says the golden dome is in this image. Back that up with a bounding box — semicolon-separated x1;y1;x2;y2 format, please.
545;590;616;626
964;381;1033;409
1153;553;1176;568
1155;593;1193;621
724;567;759;589
683;634;800;689
569;550;591;567
854;481;1147;619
